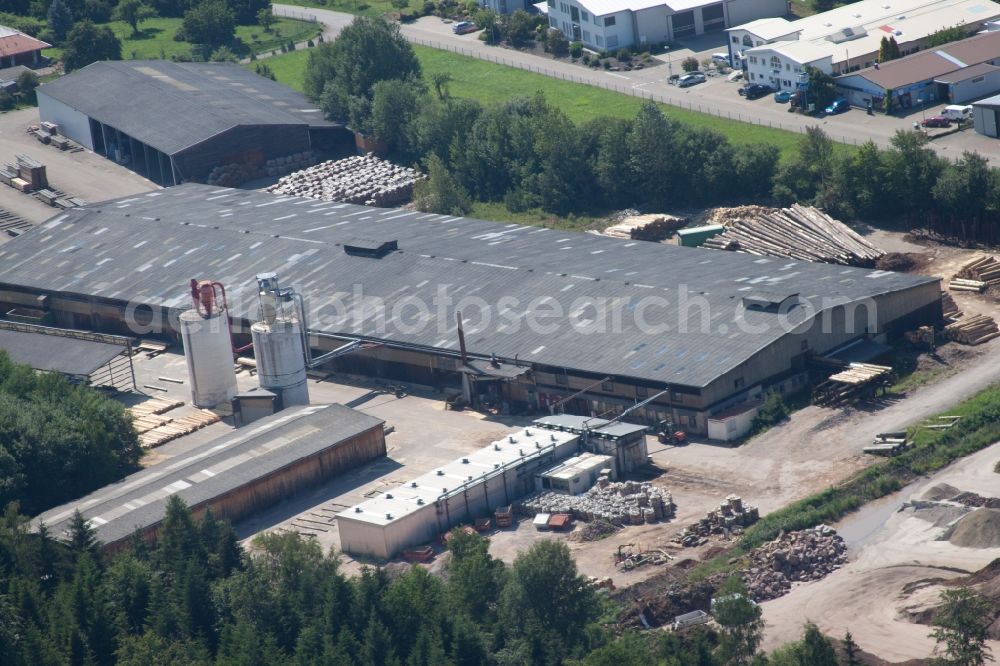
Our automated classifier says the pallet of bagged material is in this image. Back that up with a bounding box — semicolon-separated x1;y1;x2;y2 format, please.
10;177;30;192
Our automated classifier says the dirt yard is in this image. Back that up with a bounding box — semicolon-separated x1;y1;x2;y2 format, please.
761;440;1000;662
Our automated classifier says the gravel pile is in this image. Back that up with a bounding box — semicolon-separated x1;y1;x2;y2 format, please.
517;480;675;525
947;509;1000;548
742;525;848;601
266;154;424;206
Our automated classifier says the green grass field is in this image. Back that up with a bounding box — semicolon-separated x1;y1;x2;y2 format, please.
258;45;830;162
45;16;319;61
276;0;429;17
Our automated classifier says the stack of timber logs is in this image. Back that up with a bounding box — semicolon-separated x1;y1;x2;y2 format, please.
601;214;687;241
949;256;1000;292
941;292;960;320
945;314;1000;345
701;204;884;266
139;409;221;448
813;363;895;407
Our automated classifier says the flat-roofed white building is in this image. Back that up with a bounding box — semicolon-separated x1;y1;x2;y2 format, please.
337;427;580;560
536;452;614;494
729;0;1000;91
536;0;786;51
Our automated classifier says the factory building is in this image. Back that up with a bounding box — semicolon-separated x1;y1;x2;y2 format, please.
0;185;941;437
337;427;580;560
36;60;347;186
36;404;386;553
532;414;649;473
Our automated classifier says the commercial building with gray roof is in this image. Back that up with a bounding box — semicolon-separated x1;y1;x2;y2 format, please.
0;185;940;436
37;60;346;186
36;403;386;552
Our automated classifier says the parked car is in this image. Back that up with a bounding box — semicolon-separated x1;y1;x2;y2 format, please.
773;90;793;103
711;52;731;66
824;98;849;115
739;83;771;100
452;21;477;34
677;72;706;87
921;115;951;128
940;104;972;122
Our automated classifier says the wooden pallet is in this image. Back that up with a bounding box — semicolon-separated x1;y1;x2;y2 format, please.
139;409;221;448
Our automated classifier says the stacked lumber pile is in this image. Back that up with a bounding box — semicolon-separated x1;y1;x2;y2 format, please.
941;292;960;320
701;204;884;267
14;154;46;191
827;362;892;385
949;256;1000;292
813;363;895;406
601;214;687;242
945;314;1000;345
266;155;424;207
139;410;221;449
129;396;183;417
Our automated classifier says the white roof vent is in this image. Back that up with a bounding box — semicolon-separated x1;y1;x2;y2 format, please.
525;429;532;436
550;434;557;441
852;13;861;17
509;435;516;443
894;29;902;35
355;507;362;513
411;481;418;488
386;513;393;520
494;444;500;451
897;14;905;19
436;470;444;476
385;493;393;499
462;458;469;464
536;442;541;448
417;498;424;505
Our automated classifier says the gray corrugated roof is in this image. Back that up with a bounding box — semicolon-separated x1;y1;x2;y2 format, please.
0;327;124;376
935;62;1000;84
38;60;334;156
0;184;937;388
35;403;383;546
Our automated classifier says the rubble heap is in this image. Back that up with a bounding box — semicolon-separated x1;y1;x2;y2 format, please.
517;480;675;526
266;154;424;206
742;525;847;601
674;495;759;547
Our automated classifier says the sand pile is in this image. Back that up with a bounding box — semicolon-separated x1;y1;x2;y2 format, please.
922;483;960;502
948;509;1000;548
913;503;968;528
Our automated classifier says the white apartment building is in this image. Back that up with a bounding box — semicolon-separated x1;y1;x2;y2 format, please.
728;0;1000;91
537;0;786;51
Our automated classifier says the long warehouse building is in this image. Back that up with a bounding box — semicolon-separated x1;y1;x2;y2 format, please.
36;60;347;186
0;185;940;436
36;403;386;552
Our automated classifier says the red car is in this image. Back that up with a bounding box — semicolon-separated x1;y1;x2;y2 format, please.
921;115;951;128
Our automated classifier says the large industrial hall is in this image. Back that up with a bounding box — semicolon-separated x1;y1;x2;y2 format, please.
0;185;940;436
35;60;346;186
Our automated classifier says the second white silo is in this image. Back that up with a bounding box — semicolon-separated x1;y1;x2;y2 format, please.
251;318;310;407
251;273;310;407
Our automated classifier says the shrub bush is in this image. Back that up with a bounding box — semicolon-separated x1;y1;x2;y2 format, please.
569;41;583;58
681;55;699;72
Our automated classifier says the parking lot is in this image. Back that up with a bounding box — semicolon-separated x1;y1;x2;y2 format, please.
0;107;159;227
391;12;1000;162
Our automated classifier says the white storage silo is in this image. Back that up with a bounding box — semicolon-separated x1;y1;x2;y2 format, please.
180;308;237;408
251;318;310;407
251;273;310;407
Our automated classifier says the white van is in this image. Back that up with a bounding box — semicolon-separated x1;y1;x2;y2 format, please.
941;105;972;121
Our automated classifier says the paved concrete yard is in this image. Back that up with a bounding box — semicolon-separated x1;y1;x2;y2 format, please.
121;348;523;565
0;108;159;226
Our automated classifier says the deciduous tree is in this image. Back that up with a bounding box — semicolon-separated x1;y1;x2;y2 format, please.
930;587;994;666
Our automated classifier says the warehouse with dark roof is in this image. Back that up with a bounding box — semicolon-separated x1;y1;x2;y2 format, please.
0;185;941;435
36;403;386;553
36;60;345;186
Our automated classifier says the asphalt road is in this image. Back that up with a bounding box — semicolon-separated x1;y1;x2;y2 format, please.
273;4;1000;164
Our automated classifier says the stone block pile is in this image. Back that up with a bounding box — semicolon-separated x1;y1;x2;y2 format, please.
742;525;847;601
674;495;759;547
266;154;424;206
517;480;675;525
